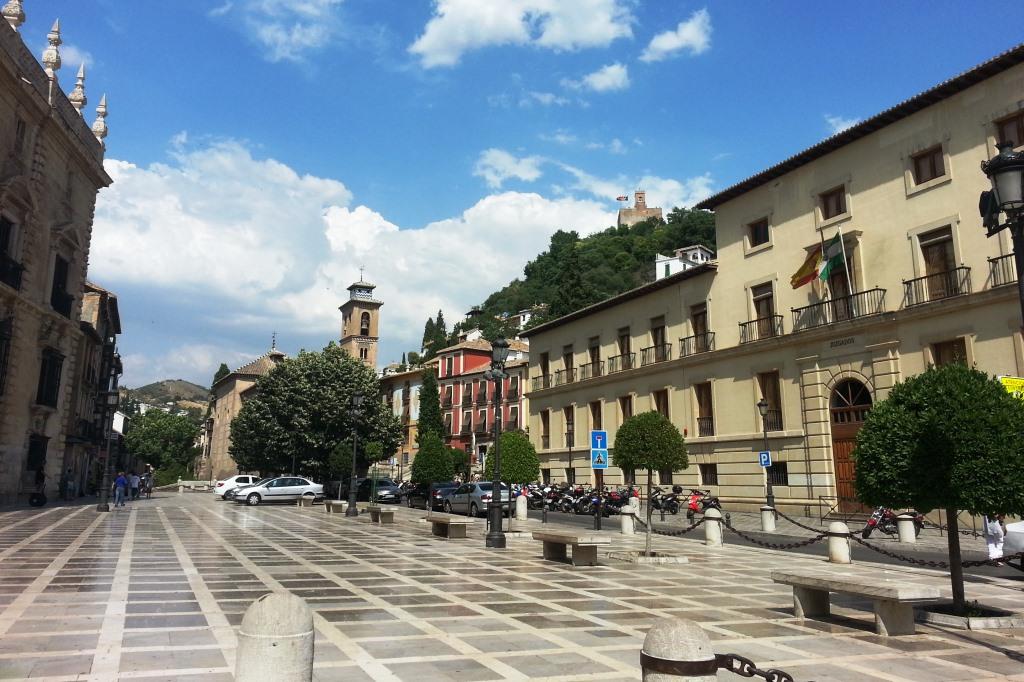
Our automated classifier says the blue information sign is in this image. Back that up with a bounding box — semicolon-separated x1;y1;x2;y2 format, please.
591;449;609;469
758;451;772;467
591;430;609;469
591;430;608;450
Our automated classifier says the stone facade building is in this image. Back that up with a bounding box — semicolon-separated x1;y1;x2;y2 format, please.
523;45;1024;513
0;8;114;504
378;366;422;480
617;190;663;227
339;276;382;367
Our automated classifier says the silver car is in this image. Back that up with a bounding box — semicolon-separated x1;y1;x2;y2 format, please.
235;476;324;506
443;482;511;517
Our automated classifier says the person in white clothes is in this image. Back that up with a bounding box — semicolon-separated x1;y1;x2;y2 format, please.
983;514;1005;562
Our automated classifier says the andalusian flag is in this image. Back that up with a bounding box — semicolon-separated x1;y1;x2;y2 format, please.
818;233;845;282
790;244;822;289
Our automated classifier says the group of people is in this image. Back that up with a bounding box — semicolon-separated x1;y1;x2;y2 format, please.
111;471;152;507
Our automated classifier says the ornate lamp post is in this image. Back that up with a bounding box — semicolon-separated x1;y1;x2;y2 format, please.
757;397;774;509
345;391;365;516
95;366;120;512
483;337;510;549
980;141;1024;326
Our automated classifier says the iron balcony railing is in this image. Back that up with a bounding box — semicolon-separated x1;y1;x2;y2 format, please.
460;424;472;435
762;408;783;432
476;392;488;405
553;368;576;386
680;332;715;357
541;434;550;449
461;394;473;407
697;416;715;437
474;422;487;434
903;266;971;306
578;360;604;380
640;344;672;366
989;253;1016;287
791;287;887;332
504;419;519;431
739;314;783;344
607;353;635;373
51;290;74;318
506;386;519;400
531;374;552;392
0;254;23;291
442;396;453;408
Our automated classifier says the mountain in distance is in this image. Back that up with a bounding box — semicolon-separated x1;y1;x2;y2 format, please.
123;379;209;412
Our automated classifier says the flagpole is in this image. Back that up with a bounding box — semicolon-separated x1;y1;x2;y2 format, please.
836;226;854;294
818;229;830;299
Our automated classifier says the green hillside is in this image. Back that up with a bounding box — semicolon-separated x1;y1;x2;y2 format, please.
129;379;209;405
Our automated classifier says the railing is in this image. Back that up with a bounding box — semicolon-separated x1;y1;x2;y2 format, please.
506;386;519;400
460;424;472;435
989;253;1017;287
640;344;672;366
697;416;714;437
679;332;714;357
739;314;783;343
474;422;487;434
51;290;74;318
578;360;604;380
461;395;473;407
903;266;971;306
762;408;783;432
607;353;635;373
504;420;519;431
531;375;552;392
791;287;887;332
0;254;23;291
541;434;550;449
476;392;488;405
442;396;453;408
553;368;576;386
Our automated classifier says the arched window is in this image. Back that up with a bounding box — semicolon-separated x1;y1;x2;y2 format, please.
360;312;370;336
830;379;872;425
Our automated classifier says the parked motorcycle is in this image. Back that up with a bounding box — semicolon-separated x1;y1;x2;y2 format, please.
649;486;680;515
862;507;924;539
685;488;722;520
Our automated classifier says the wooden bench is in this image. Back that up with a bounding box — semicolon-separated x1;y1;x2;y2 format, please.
771;567;941;636
324;500;347;514
367;505;395;524
425;513;473;539
532;530;611;566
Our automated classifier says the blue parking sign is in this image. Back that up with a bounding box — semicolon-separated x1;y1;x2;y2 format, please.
758;451;772;467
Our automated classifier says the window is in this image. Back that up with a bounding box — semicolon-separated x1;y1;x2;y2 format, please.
617;327;630;355
932;338;967;367
359;347;368;360
911;146;945;184
588;338;600;363
563;406;574;447
50;255;72;318
618;395;633;421
917;226;963;301
699;463;718;486
541;410;550;448
658;468;673;485
997;111;1024;148
541;468;551;484
690;303;710;353
820;186;846;220
0;215;14;257
757;371;783;431
444;356;453;376
653;389;669;418
664;263;670;278
0;317;10;396
748;218;770;247
477;409;487;432
767;461;789;486
751;283;775;320
589;401;602;430
651;316;666;348
360;312;370;336
443;386;453;406
26;435;48;474
14;117;26;152
695;382;714;437
508;406;519;429
35;348;64;407
539;352;549;376
443;413;452;434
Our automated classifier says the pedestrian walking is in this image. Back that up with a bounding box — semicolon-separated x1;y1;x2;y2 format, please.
59;468;72;501
113;472;128;507
129;471;141;500
983;513;1005;561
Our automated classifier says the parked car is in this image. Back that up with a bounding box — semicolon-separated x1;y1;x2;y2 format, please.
404;482;459;510
353;478;402;503
443;482;510;517
213;474;261;499
234;477;324;506
224;477;272;502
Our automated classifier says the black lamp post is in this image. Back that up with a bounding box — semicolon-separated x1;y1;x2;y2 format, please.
566;427;574;485
981;141;1024;326
95;369;120;512
483;336;510;549
345;391;365;516
757;397;774;509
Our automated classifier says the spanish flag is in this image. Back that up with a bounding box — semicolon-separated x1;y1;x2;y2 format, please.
790;244;823;289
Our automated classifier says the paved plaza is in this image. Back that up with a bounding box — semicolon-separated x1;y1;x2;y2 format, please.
0;494;1022;681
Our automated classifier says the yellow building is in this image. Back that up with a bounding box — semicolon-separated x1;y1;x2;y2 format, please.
339;276;382;367
522;45;1024;514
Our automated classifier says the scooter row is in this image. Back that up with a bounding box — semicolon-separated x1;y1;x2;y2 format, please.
513;483;724;520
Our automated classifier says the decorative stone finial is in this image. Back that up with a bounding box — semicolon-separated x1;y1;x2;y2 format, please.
2;0;25;31
91;94;107;148
69;63;87;115
42;19;62;78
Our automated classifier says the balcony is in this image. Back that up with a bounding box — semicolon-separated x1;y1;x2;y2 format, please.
531;374;552;392
640;344;672;366
697;415;715;437
578;360;604;380
541;434;550;449
607;353;635;373
903;266;971;307
791;288;887;332
476;392;489;405
51;290;74;318
504;419;519;431
506;386;520;401
990;253;1017;287
679;332;714;357
739;315;783;344
474;422;488;434
761;408;783;432
461;395;473;407
442;396;453;408
0;254;23;291
553;368;576;386
460;424;472;435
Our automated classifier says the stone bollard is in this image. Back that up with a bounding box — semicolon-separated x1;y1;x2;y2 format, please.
177;478;183;495
828;521;852;564
896;514;917;544
760;506;776;533
641;617;717;682
515;495;528;521
629;496;641;515
236;592;314;682
703;507;723;547
620;510;635;535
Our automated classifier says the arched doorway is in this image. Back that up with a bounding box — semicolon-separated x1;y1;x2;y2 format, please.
830;379;872;512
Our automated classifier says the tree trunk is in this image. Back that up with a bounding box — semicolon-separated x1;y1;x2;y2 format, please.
945;507;966;613
645;469;653;557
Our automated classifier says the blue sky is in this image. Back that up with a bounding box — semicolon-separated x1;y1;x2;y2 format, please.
24;1;1019;387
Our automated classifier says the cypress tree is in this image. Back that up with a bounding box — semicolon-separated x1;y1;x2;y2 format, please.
416;369;444;446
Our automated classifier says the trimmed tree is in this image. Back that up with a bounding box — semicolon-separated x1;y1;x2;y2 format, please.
417;369;444;445
853;363;1024;612
124;410;201;485
612;411;689;556
448;447;470;480
410;432;453;485
484;431;540;484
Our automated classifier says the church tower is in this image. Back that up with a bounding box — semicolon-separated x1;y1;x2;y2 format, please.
339;273;382;366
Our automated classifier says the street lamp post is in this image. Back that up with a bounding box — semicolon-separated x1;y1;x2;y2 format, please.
566;428;574;485
483;337;510;549
345;392;365;516
757;397;774;509
980;141;1024;327
95;374;120;512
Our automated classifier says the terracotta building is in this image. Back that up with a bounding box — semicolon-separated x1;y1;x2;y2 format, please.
339;276;381;367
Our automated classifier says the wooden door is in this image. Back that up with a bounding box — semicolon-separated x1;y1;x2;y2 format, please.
830;380;872;513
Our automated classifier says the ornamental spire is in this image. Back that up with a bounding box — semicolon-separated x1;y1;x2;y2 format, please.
2;0;25;31
91;94;107;149
68;63;86;116
41;18;61;78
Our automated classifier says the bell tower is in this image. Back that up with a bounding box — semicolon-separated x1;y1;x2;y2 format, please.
339;272;382;366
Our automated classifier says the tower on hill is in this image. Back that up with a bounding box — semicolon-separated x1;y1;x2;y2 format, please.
339;274;382;366
617;190;663;227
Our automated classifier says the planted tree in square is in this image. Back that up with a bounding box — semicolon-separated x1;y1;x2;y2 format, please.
484;431;539;484
853;363;1024;613
612;411;688;556
410;432;453;485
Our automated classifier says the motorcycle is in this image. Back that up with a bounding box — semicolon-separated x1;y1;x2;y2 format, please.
649;486;680;515
862;507;924;539
685;488;722;520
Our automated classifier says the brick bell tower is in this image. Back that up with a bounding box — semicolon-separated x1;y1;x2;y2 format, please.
339;271;382;366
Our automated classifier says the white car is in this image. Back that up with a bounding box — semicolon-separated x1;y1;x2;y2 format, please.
213;474;261;499
234;476;324;506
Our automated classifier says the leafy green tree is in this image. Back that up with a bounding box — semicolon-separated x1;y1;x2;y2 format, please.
407;351;422;366
549;234;588;319
853;364;1024;612
364;441;384;464
484;431;539;484
421;317;436;353
212;362;230;388
124;410;201;480
449;447;470;479
612;411;689;555
417;369;443;445
410;432;453;485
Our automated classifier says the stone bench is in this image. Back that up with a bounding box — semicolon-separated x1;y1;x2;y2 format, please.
367;505;395;524
425;513;474;539
296;496;314;508
532;530;611;566
324;500;348;514
771;567;941;636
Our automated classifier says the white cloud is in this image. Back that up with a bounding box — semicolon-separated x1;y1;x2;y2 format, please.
522;91;570;107
640;8;712;63
473;148;544;188
409;0;634;68
539;130;577;145
559;163;713;209
208;1;234;18
562;62;629;92
122;344;255;389
825;114;860;135
210;0;344;62
60;44;94;69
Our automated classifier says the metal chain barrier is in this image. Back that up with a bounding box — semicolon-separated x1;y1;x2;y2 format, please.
724;517;828;550
773;508;828;534
640;651;796;682
717;653;796;682
634;515;706;537
850;533;1024;570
